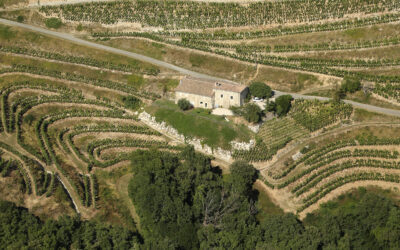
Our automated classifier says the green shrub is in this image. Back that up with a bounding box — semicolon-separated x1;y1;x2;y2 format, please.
275;95;293;116
341;76;361;93
76;23;83;31
333;88;345;103
249;82;273;99
177;98;192;111
23;114;35;125
122;96;141;110
45;18;62;29
17;16;24;23
243;103;263;123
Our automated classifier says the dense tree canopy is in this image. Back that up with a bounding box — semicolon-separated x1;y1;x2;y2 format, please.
3;148;400;249
0;200;140;249
249;82;273;99
230;160;258;196
127;148;400;249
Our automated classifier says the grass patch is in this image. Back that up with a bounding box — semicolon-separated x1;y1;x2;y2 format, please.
254;66;323;92
189;53;207;67
100;37;256;83
101;38;165;60
45;18;62;29
304;186;400;225
352;108;400;123
0;25;15;40
158;78;179;92
344;28;367;40
127;74;145;89
289;74;321;92
146;99;252;149
254;181;284;222
94;168;138;231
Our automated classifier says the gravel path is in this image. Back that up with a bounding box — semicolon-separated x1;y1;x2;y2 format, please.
2;18;400;117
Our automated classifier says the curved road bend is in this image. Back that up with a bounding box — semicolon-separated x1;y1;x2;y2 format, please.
2;18;400;117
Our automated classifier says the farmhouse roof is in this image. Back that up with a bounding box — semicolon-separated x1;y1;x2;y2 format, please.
175;77;215;97
175;76;246;97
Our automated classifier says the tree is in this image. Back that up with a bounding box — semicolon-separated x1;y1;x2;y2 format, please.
275;95;293;117
249;82;273;99
230;161;257;196
341;76;361;93
177;98;192;111
243;103;263;123
0;200;140;249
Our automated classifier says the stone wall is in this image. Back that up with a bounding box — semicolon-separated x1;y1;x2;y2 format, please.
139;111;255;162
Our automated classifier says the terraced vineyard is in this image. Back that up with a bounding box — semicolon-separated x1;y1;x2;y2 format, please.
233;99;352;163
262;127;400;216
33;0;400;102
4;0;400;237
258;117;308;147
290;99;353;132
0;70;183;217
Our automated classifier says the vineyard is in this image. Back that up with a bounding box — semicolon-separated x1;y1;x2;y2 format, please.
259;126;400;216
0;67;183;218
3;0;400;231
233;99;353;162
32;0;400;102
39;0;400;28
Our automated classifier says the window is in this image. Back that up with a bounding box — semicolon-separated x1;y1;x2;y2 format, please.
200;101;203;104
230;96;233;99
205;103;207;107
221;94;223;98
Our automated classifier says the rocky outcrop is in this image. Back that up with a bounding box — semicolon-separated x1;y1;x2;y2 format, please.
230;139;255;151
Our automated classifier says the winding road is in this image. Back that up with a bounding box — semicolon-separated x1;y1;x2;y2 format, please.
2;18;400;117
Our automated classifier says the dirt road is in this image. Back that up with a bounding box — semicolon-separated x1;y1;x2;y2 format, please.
2;18;400;117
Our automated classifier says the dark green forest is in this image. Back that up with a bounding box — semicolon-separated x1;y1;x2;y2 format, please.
2;147;400;249
0;200;140;249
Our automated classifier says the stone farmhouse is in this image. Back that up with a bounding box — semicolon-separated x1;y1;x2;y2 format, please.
175;76;248;109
